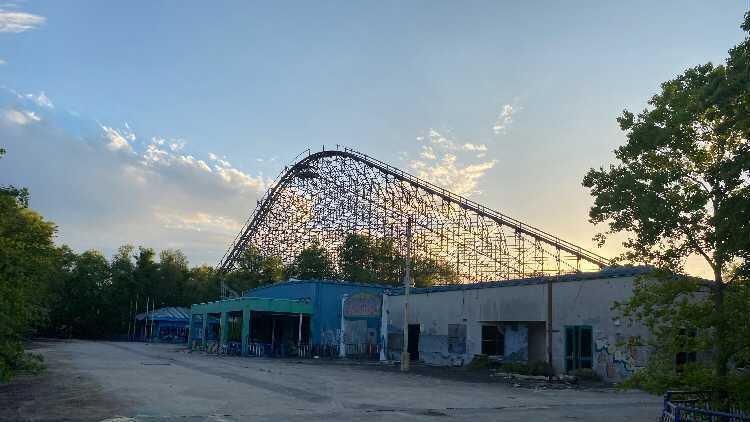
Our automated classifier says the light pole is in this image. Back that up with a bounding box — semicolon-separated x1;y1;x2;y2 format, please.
401;217;413;372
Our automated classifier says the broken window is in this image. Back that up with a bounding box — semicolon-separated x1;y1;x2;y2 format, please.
481;325;504;356
565;326;593;371
448;324;466;354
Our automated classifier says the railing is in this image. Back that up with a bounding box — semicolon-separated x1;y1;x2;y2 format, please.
248;342;268;357
344;343;381;360
661;391;750;422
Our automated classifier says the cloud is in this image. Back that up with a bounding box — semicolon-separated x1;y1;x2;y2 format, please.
101;125;134;152
3;108;40;125
0;87;267;266
26;92;53;108
0;8;45;33
0;58;6;65
492;104;516;134
409;129;497;196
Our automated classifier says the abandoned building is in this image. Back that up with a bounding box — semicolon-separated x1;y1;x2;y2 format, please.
189;279;386;358
135;306;190;343
382;266;652;382
188;267;655;382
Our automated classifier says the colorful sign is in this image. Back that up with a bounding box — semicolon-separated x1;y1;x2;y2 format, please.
344;292;382;318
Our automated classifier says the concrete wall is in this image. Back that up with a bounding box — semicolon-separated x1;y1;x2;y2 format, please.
385;283;547;366
383;271;651;382
551;276;650;381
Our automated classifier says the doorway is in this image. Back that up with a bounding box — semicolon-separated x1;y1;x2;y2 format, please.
408;324;420;361
564;325;593;371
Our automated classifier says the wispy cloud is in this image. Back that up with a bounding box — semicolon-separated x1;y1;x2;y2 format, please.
0;58;6;65
26;92;53;108
3;108;40;125
409;129;497;196
0;8;45;33
492;104;517;135
0;87;267;265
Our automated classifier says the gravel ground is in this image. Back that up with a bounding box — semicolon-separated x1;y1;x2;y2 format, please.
0;340;662;421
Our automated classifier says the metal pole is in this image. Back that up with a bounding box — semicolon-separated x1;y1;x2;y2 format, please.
339;294;348;358
127;298;132;341
133;293;139;341
150;298;156;342
547;278;554;376
401;217;412;372
144;297;149;342
298;313;303;355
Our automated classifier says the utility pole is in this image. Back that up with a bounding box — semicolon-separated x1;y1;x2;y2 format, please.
150;298;156;342
547;278;554;377
401;217;413;372
144;297;149;342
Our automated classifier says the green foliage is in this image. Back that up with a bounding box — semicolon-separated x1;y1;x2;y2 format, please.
0;193;57;380
0;148;29;208
413;257;459;287
584;13;750;408
224;246;286;292
338;234;400;284
337;233;458;286
287;242;335;280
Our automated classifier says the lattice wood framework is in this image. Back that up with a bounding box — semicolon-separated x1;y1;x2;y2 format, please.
218;148;609;284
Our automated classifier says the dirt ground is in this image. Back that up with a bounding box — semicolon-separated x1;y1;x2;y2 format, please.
0;340;662;421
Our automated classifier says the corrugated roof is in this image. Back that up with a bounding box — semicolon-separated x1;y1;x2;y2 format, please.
135;306;190;321
386;266;655;296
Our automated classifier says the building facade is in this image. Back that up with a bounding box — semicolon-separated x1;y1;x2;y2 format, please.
381;267;652;382
189;279;386;358
135;306;190;343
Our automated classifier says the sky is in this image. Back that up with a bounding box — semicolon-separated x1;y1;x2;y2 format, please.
1;1;748;275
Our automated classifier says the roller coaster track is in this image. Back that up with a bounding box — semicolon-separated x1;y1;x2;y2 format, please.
218;147;609;290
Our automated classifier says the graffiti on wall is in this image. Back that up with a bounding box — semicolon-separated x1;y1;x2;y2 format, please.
321;328;342;346
344;293;381;318
595;336;642;379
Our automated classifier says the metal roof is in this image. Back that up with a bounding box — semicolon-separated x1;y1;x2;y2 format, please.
242;278;390;297
135;306;190;321
386;266;655;296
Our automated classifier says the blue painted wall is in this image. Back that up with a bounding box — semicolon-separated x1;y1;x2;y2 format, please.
244;280;386;345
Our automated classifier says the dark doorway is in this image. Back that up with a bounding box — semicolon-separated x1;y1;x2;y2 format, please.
481;325;504;356
564;325;593;371
408;324;420;361
250;311;310;357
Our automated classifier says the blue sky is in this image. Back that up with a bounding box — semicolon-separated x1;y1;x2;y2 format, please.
1;1;747;274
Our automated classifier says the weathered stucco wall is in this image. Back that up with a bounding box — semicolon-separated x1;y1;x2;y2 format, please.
385;283;547;366
552;276;650;381
384;271;651;382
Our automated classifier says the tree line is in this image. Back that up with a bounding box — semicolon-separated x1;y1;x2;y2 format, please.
225;234;458;293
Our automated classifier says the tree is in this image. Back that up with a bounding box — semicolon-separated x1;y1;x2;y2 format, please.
158;249;189;306
0;193;56;380
0;148;29;208
412;257;459;287
133;247;159;303
583;12;750;408
108;245;136;335
184;265;218;305
62;251;112;338
287;242;335;280
224;246;286;293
